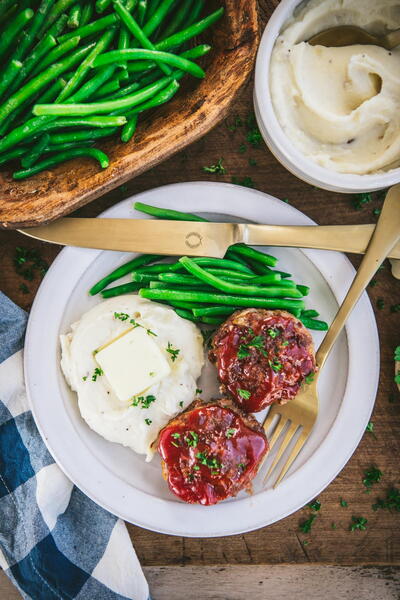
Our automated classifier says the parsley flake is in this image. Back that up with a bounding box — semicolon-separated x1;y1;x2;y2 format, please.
350;516;367;531
132;395;156;409
362;466;382;492
82;375;87;381
179;401;184;408
365;421;376;438
238;389;251;400
376;298;385;310
203;158;225;174
394;346;400;361
267;328;280;339
372;487;400;512
171;433;180;439
195;388;202;395
144;418;152;426
92;367;104;381
305;372;315;384
226;428;237;438
307;499;321;512
352;192;372;210
184;431;198;447
146;328;157;337
340;498;348;507
114;312;129;321
269;359;282;373
166;342;180;362
299;514;316;533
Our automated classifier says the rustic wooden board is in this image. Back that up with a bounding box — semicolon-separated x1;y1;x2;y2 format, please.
0;0;259;229
1;566;400;599
0;0;399;570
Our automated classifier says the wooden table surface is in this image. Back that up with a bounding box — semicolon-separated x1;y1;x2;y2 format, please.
1;0;399;578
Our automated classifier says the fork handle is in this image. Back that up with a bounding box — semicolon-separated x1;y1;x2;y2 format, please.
316;184;400;370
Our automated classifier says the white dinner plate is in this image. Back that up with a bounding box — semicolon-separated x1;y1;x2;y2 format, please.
24;182;379;537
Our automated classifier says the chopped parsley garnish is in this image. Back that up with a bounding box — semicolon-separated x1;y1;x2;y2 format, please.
307;499;321;512
92;367;104;381
281;341;289;347
237;345;250;359
246;113;262;147
19;283;29;294
14;246;48;282
376;298;385;310
369;279;377;287
171;433;180;439
226;115;242;131
352;192;372;210
299;514;316;533
132;395;156;409
267;328;280;339
394;346;400;361
179;401;184;408
82;375;88;381
238;388;251;400
171;441;179;448
231;176;255;189
129;318;141;328
144;418;152;426
184;431;198;447
114;312;129;321
269;359;282;372
193;465;200;471
372;487;400;512
350;516;367;531
303;540;309;546
166;342;180;362
203;158;225;174
226;428;237;438
238;334;267;359
238;462;246;471
146;328;157;337
362;466;382;492
149;371;155;377
305;372;315;384
372;208;381;216
365;421;376;438
196;452;221;471
340;498;348;507
195;388;202;395
391;304;400;313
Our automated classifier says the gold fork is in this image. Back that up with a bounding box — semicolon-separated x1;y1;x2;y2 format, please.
263;184;400;488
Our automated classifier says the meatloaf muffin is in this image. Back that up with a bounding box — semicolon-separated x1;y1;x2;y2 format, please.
157;397;268;505
209;309;315;412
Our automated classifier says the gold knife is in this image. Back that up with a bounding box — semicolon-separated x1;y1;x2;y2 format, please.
18;219;400;259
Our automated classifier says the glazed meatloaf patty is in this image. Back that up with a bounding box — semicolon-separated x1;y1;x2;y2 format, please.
157;397;268;505
209;309;316;412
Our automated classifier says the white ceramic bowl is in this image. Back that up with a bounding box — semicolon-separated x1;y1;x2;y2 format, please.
253;0;400;193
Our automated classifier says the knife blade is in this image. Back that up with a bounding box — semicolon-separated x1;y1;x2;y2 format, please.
18;218;400;259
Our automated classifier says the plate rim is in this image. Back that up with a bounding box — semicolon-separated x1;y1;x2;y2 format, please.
24;181;380;537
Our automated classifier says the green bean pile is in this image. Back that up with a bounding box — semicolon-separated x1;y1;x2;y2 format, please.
89;201;329;331
0;0;223;179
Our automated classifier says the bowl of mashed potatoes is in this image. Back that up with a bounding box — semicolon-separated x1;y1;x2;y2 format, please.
254;0;400;192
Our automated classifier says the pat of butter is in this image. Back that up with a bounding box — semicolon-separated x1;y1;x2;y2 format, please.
95;326;171;402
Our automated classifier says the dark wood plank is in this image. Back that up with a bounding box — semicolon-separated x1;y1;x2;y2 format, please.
0;0;399;568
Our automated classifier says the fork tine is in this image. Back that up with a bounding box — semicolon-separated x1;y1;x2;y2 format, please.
263;422;298;484
273;429;308;488
264;413;287;452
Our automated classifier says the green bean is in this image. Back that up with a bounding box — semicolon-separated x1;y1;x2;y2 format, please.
92;78;121;99
136;263;175;273
13;147;109;179
30;36;80;78
114;0;172;77
131;272;158;283
96;0;112;13
48;13;69;37
79;2;93;26
0;146;29;166
101;282;143;298
48;126;117;144
67;3;81;28
229;243;277;268
149;281;216;292
0;60;22;100
125;42;210;75
300;317;328;331
161;0;192;38
12;0;54;62
169;257;254;274
45;139;93;152
0;0;16;19
90;253;161;295
38;0;77;38
296;285;309;297
167;300;198;310
145;0;161;21
0;8;33;59
8;34;58;98
143;0;174;37
117;17;130;72
92;48;204;78
58;14;118;42
57;29;116;102
179;257;299;299
69;64;116;102
174;308;198;322
200;316;224;326
34;74;172;115
159;272;207;287
192;306;238;317
156;7;223;52
136;0;147;25
102;78;142;100
248;273;295;286
204;268;255;280
186;0;203;26
224;249;250;268
301;309;319;318
134;200;207;222
121;113;137;142
124;78;179;117
139;289;305;313
21;132;50;167
0;42;95;126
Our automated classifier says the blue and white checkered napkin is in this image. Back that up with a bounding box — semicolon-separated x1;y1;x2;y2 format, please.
0;292;150;600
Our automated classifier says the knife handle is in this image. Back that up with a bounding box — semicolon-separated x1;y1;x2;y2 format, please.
245;223;400;259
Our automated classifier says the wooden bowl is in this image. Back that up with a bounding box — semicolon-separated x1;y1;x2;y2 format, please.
0;0;259;229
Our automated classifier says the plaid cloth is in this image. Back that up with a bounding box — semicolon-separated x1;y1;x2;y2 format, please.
0;293;149;600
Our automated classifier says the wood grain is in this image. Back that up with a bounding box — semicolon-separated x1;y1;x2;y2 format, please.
0;0;399;570
2;566;400;600
0;0;259;229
